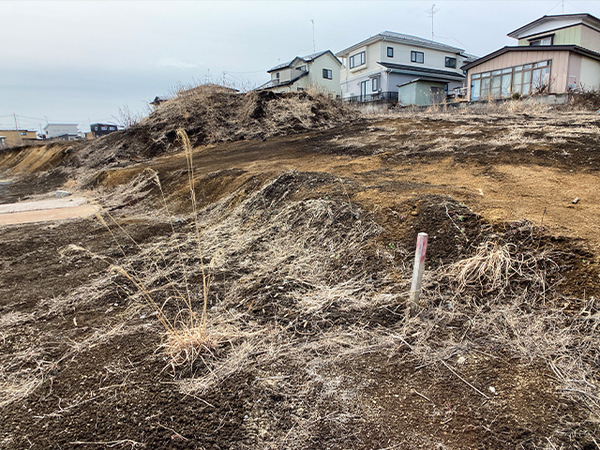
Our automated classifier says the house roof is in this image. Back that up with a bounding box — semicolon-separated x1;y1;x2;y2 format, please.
43;123;78;129
256;71;309;90
507;13;600;39
378;62;465;81
336;32;464;57
90;123;117;127
461;45;600;71
267;50;341;73
397;77;450;88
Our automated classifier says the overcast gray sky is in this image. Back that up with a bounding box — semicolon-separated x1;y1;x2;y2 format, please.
2;0;600;132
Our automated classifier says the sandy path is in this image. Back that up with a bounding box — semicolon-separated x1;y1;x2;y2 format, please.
0;197;98;225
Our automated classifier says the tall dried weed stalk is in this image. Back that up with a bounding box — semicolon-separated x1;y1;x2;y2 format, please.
100;129;215;369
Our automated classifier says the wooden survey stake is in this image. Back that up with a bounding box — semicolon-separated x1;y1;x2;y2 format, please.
409;232;428;310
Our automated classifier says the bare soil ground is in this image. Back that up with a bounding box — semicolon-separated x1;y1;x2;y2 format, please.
1;99;600;449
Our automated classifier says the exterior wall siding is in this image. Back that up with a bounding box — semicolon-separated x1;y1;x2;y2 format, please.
580;25;600;53
467;50;571;100
0;130;38;147
518;25;582;46
305;53;342;96
579;57;600;89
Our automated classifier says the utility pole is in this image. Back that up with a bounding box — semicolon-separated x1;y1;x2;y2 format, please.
13;113;22;145
311;19;316;53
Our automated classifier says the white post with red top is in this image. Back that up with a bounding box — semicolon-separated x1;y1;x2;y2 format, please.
409;232;428;311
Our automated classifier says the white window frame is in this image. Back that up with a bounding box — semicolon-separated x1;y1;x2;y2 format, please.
322;68;333;79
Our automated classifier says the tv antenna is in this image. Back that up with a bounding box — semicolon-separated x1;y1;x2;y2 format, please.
427;4;440;40
311;19;316;53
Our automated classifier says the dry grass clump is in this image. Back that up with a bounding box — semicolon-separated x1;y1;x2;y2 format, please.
569;87;600;110
446;240;554;299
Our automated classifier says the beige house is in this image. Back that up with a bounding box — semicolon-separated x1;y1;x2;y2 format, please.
0;129;39;148
257;50;342;97
464;13;600;101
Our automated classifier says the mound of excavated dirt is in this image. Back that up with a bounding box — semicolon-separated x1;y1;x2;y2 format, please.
80;85;360;168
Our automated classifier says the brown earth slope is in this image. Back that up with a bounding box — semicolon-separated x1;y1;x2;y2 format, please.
1;99;599;449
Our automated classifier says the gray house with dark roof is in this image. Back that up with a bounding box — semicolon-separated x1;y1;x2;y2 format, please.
336;31;475;105
257;50;342;97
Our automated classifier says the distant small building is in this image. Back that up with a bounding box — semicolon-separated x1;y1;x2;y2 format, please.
90;123;118;138
44;123;80;140
0;129;40;147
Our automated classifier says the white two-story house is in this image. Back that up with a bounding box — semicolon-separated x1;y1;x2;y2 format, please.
336;32;473;106
257;50;342;97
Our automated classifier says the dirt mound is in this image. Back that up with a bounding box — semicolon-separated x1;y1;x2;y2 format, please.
80;85;360;167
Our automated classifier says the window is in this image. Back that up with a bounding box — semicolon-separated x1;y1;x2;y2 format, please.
298;65;307;71
101;126;107;131
20;132;26;136
109;126;116;131
530;36;553;46
372;77;379;91
387;47;393;58
411;51;424;64
322;68;332;79
275;72;280;79
471;59;552;99
349;51;366;69
445;57;457;68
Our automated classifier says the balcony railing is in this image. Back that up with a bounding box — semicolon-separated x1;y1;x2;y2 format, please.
342;91;399;103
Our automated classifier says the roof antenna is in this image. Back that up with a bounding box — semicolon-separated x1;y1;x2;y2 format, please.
311;19;316;53
427;4;440;40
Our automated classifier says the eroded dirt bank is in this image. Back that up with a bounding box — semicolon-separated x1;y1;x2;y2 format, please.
1;106;600;449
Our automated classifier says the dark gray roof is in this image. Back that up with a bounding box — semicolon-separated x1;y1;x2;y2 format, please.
256;71;309;90
337;32;464;57
267;50;340;73
397;77;450;88
507;13;600;39
461;45;600;71
378;62;465;81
